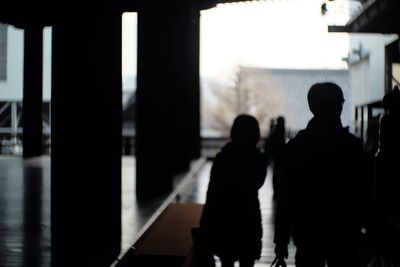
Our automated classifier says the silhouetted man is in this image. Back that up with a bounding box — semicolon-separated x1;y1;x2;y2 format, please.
273;82;368;267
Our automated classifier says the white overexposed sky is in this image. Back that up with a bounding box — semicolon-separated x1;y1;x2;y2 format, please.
122;0;351;87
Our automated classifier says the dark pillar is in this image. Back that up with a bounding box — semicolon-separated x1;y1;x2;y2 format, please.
136;5;201;199
360;106;365;144
185;10;201;160
385;42;394;93
51;11;122;267
354;106;359;134
23;26;43;158
385;39;400;92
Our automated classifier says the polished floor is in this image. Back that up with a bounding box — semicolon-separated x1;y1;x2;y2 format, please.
0;155;293;267
0;156;51;267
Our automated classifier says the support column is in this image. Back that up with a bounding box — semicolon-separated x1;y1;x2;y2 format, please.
190;11;201;160
51;11;122;267
385;38;400;92
23;26;43;158
136;6;201;199
175;9;201;161
354;106;359;135
11;102;18;146
360;106;365;143
385;42;394;93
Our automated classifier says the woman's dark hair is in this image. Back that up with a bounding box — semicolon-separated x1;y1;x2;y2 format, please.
230;114;260;147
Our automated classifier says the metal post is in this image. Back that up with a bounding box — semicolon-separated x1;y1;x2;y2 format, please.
11;102;18;147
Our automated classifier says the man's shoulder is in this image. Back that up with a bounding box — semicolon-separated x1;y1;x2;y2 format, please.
286;129;309;145
341;128;363;146
287;127;362;147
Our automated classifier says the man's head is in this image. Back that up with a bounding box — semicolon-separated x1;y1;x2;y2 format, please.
307;82;344;118
230;114;260;147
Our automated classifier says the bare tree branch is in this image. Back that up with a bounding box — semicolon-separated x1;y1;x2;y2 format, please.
203;67;287;137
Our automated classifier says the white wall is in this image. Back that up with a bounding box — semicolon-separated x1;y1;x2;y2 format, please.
349;34;398;107
0;25;24;101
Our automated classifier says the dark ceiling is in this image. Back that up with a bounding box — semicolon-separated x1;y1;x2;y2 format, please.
1;0;399;34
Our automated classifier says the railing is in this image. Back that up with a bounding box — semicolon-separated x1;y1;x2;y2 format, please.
354;101;384;148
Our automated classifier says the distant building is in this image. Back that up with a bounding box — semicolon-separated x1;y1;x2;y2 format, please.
347;34;398;106
345;34;399;143
0;23;24;101
0;23;135;152
238;66;351;135
327;0;400;144
0;24;51;153
0;23;52;101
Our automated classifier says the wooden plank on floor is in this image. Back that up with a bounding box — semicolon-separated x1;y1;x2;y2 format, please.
134;203;203;257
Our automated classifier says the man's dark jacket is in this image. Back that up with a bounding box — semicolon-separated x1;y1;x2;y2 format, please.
274;117;369;247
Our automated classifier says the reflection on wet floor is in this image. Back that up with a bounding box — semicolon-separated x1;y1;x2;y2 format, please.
0;156;51;267
0;156;294;267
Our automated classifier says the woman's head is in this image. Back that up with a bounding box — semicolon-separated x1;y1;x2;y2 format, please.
230;114;260;147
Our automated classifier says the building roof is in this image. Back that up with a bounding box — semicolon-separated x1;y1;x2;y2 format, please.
239;67;351;132
329;0;400;33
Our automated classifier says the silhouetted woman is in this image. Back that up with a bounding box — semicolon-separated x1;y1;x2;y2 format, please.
200;114;268;267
